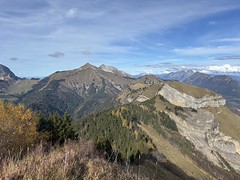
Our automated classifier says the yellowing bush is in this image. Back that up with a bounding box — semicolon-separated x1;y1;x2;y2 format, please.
0;101;39;157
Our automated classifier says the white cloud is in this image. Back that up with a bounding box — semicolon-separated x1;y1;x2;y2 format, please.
66;8;78;18
2;0;240;55
213;56;240;61
208;21;216;25
174;45;240;56
206;64;240;73
213;38;240;42
81;50;92;56
139;62;240;75
143;69;154;74
1;0;240;77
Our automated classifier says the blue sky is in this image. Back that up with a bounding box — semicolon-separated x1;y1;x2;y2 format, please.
1;0;240;77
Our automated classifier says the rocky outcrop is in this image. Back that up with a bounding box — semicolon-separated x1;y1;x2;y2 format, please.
207;129;240;170
0;80;9;93
167;109;240;172
135;95;150;102
158;84;226;109
0;64;18;81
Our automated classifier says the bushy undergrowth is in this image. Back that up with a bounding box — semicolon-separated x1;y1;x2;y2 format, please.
0;140;138;180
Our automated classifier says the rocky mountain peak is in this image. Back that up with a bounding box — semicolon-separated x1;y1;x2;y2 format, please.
99;64;117;73
160;69;195;81
99;64;131;77
0;64;18;81
79;63;97;70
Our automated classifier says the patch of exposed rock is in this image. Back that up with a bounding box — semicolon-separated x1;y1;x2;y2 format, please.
135;95;150;102
158;84;226;109
167;109;240;172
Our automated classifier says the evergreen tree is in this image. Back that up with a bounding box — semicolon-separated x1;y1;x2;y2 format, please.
37;113;77;145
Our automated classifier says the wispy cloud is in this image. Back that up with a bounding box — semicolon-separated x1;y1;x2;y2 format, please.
81;50;92;56
213;38;240;42
1;0;240;77
174;45;240;56
48;51;65;58
65;8;78;18
9;57;18;61
1;0;239;55
136;62;202;75
137;64;240;74
138;62;240;75
142;61;182;68
213;55;240;61
204;64;240;73
208;21;216;25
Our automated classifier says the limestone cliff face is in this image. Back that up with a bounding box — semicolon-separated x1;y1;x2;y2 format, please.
157;83;240;171
167;108;240;172
158;84;226;109
207;129;240;170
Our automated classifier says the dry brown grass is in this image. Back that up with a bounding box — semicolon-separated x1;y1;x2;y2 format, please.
207;106;240;142
167;81;215;98
154;96;166;112
139;124;212;180
0;140;137;180
129;83;148;91
142;83;163;98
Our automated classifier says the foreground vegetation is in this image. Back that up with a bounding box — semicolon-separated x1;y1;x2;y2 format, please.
0;100;239;179
0;101;39;157
1;140;138;180
0;101;139;179
76;105;156;162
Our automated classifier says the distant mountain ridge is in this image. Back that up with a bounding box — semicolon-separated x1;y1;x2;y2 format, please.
160;70;195;81
160;70;240;115
19;63;161;117
0;64;19;93
0;64;39;99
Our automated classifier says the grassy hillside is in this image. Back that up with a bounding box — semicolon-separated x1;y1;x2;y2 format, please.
7;79;39;95
0;79;39;102
207;106;240;142
167;81;216;98
74;99;238;179
139;124;210;179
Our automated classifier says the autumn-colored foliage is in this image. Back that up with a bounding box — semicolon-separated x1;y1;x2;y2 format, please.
1;140;138;180
0;101;39;157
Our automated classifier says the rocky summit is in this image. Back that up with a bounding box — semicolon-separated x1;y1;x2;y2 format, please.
18;63;161;117
0;64;18;81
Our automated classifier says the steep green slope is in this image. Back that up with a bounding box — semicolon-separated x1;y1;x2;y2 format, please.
74;104;197;179
74;100;237;179
75;105;156;160
20;80;84;116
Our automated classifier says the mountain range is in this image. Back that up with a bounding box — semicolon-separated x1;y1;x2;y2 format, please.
18;63;161;117
1;63;240;179
159;70;240;115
